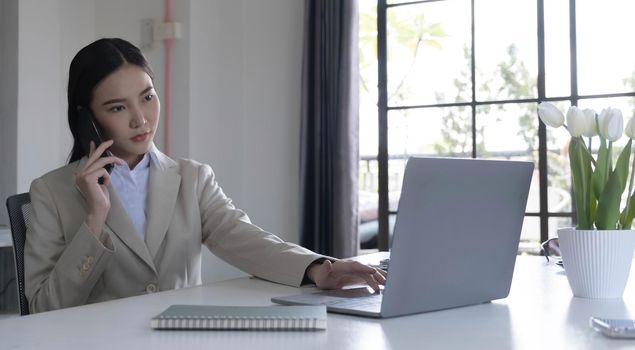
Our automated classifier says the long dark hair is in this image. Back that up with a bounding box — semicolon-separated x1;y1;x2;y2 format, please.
67;38;154;163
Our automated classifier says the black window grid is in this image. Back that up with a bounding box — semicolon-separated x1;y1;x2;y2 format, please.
371;0;635;251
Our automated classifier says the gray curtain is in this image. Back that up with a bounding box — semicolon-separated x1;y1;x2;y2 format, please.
300;0;359;258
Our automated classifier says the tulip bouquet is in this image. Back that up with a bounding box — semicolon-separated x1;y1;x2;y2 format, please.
538;102;635;230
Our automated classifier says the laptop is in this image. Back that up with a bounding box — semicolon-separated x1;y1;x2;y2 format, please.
272;157;533;318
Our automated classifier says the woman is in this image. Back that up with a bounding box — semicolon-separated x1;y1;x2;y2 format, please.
24;38;385;313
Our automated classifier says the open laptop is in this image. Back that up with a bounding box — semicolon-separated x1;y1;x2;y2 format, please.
272;157;533;318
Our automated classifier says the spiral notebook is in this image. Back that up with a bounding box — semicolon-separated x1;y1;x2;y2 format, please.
151;305;327;330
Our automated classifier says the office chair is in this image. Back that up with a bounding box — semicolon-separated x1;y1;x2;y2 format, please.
6;193;31;316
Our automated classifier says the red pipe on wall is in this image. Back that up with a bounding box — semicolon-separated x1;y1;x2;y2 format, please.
163;0;173;155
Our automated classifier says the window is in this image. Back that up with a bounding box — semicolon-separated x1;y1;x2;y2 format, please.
359;0;635;252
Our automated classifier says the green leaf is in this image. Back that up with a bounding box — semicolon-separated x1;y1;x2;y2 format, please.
592;138;609;201
615;139;631;191
596;139;632;229
620;140;635;228
590;181;597;226
569;137;594;229
622;192;635;228
589;146;598;218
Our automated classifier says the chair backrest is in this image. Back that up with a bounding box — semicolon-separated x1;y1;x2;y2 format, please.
6;193;31;316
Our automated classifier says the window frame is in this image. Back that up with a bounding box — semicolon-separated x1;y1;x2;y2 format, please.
372;0;635;251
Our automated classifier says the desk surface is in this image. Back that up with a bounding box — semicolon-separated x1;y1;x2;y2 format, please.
2;255;635;349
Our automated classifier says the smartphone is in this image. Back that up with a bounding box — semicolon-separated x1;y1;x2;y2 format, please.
77;107;114;184
590;317;635;338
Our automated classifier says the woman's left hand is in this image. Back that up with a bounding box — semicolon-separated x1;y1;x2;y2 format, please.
307;260;387;292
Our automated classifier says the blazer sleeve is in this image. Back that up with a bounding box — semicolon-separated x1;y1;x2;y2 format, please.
196;163;329;287
24;177;115;313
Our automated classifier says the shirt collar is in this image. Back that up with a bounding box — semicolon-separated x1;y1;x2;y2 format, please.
113;143;161;173
147;143;161;169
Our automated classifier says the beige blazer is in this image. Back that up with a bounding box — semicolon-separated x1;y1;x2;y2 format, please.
25;150;324;313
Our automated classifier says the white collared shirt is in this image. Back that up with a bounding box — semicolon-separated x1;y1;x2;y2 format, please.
109;144;161;241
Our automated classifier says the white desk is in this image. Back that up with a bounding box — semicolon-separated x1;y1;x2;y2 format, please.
1;255;635;349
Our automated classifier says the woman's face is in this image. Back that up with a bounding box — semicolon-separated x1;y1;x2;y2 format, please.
89;63;160;167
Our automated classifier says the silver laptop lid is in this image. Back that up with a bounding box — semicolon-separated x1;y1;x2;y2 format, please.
380;157;533;318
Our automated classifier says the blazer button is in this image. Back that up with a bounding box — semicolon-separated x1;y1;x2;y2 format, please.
145;283;157;293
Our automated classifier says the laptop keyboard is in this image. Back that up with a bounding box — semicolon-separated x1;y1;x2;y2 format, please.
328;293;383;309
369;258;390;271
310;287;384;311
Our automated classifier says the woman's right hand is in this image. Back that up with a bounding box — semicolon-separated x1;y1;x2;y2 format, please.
74;140;124;236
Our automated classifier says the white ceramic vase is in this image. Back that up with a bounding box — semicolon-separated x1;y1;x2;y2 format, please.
558;228;635;299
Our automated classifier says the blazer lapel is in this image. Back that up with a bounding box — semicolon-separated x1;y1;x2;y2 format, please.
106;190;157;274
145;151;181;259
74;156;157;274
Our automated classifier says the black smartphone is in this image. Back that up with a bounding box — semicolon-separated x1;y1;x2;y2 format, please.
77;107;114;184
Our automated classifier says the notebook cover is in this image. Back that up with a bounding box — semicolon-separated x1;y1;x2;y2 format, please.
151;305;327;330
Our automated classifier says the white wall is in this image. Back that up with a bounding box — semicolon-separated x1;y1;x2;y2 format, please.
16;0;65;194
188;0;305;282
188;0;304;241
3;0;306;283
0;0;19;226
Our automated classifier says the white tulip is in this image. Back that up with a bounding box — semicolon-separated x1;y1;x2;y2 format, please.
566;106;585;137
537;102;564;128
581;108;597;137
598;107;624;142
625;116;635;139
